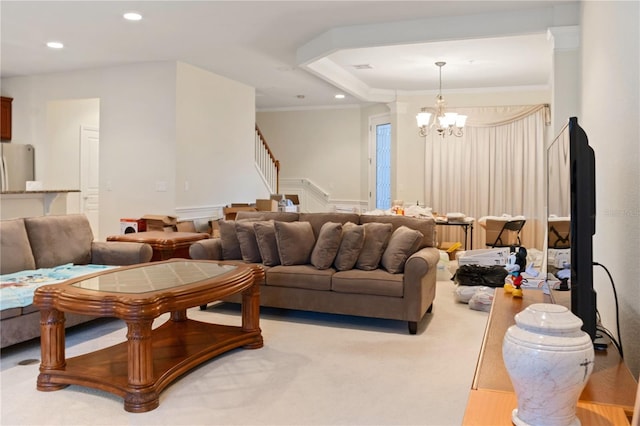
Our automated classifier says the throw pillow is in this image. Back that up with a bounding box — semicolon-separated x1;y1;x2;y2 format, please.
253;221;280;266
381;226;424;274
235;221;262;263
310;222;343;269
274;221;316;266
356;222;393;271
218;220;242;260
333;222;365;271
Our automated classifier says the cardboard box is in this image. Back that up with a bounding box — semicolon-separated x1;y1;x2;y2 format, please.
548;219;570;249
120;218;146;234
223;206;257;220
142;214;177;232
270;194;300;205
483;219;522;246
176;220;197;233
270;194;300;212
255;199;278;211
439;241;462;261
458;247;510;266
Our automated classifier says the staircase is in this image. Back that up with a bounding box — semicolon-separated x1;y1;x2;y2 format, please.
255;125;279;194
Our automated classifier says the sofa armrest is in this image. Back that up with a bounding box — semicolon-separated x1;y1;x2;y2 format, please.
91;241;153;265
403;247;440;320
189;238;223;260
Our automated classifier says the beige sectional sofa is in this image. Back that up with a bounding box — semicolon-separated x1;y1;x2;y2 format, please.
0;214;153;348
189;211;439;334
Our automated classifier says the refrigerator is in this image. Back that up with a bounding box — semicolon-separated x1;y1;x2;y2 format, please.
0;143;35;191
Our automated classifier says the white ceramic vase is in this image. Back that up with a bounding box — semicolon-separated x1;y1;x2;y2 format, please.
502;303;594;426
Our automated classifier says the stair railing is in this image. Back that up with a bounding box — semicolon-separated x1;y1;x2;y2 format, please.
255;125;279;194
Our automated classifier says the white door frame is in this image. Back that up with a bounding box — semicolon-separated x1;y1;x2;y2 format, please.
80;125;100;238
368;113;391;211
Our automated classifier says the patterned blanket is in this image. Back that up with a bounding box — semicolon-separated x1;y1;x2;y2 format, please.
0;264;118;311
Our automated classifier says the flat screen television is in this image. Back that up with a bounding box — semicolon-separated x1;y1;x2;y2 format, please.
546;116;597;341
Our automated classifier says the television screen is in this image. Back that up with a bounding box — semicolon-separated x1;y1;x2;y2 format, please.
546;117;597;341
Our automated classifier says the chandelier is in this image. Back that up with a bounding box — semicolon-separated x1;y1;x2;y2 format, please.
416;61;467;138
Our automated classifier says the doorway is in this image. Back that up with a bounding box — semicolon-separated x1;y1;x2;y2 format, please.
80;125;100;237
45;98;100;234
369;114;392;211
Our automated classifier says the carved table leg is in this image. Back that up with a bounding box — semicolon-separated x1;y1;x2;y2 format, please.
170;309;188;322
241;277;263;349
124;320;158;413
37;308;67;391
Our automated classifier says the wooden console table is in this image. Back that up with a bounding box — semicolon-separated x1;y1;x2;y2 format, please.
107;231;209;261
34;259;264;412
463;289;637;425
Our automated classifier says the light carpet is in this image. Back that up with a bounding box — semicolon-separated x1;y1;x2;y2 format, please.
0;280;488;425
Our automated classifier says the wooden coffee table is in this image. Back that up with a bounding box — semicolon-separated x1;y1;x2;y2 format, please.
33;259;264;413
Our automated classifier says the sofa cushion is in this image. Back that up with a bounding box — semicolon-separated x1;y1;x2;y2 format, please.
266;265;333;291
235;221;262;263
356;222;393;271
0;219;36;274
253;221;280;266
310;222;343;270
360;215;436;248
333;222;365;271
24;214;93;269
381;226;424;274
218;220;242;260
274;221;315;266
332;269;404;297
299;212;360;238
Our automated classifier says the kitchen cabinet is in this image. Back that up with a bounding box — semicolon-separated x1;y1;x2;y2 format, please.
1;97;13;141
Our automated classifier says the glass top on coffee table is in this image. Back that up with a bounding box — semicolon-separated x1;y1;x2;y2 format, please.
71;261;237;294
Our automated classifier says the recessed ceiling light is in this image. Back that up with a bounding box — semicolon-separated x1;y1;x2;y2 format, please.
46;41;64;49
334;94;346;99
123;12;142;21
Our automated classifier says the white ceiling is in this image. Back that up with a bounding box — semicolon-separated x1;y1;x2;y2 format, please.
0;1;577;110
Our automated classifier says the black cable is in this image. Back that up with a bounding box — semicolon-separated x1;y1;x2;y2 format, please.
596;325;623;357
593;262;623;358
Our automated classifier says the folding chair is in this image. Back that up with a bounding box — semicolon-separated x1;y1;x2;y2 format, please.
485;219;526;248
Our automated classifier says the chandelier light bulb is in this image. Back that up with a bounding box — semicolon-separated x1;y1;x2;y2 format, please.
416;61;466;138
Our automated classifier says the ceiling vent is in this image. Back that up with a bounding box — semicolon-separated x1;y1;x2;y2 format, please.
353;64;373;70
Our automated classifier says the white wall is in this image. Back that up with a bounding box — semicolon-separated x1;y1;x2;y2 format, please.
581;0;640;377
2;62;177;238
2;61;259;239
45;98;100;213
176;62;263;212
256;107;362;202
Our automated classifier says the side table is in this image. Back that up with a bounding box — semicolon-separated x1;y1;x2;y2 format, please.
463;289;637;424
107;231;210;261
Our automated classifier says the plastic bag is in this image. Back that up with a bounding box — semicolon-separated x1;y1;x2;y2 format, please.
468;287;495;312
454;285;485;303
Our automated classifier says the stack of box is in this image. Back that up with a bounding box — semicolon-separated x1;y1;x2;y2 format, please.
142;214;177;232
255;199;278;211
271;194;300;212
222;204;257;220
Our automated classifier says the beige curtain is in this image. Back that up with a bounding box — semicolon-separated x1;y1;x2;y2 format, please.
425;105;548;250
